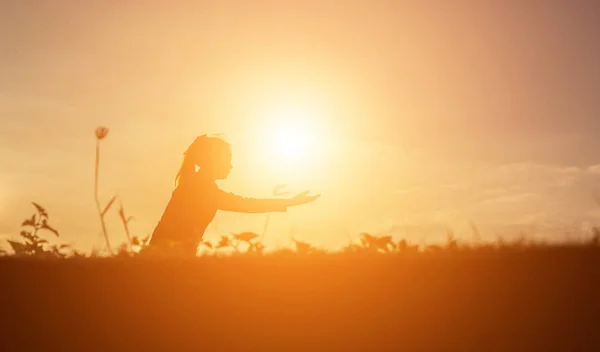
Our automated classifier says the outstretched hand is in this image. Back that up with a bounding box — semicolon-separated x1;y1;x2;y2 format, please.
287;191;320;207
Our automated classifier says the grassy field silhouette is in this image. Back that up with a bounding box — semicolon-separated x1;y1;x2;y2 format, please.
2;236;600;351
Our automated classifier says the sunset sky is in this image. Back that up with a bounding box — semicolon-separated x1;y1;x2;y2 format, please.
2;1;600;252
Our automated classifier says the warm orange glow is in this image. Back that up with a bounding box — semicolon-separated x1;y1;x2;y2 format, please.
2;2;599;254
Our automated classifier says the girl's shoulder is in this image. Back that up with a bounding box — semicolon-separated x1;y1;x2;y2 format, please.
174;175;213;190
191;175;219;192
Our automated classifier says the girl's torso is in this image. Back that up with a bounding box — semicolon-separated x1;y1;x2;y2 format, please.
151;177;218;246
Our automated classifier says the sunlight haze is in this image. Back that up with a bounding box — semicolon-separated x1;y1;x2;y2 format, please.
2;1;600;252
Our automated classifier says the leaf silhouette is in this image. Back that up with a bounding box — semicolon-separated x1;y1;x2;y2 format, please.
359;233;394;252
376;235;393;252
7;240;28;255
292;238;313;254
101;195;117;216
41;219;60;237
360;233;376;248
233;232;259;243
21;232;37;243
119;204;134;224
216;235;232;249
117;203;127;221
132;236;140;246
22;214;36;227
32;202;48;218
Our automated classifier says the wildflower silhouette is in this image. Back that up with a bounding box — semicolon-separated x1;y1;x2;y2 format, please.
149;135;319;256
93;126;117;255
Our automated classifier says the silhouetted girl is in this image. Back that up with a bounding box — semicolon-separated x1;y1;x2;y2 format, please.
148;135;319;255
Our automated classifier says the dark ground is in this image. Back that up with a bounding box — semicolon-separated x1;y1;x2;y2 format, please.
1;247;600;351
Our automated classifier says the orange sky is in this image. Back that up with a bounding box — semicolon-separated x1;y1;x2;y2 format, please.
2;1;600;252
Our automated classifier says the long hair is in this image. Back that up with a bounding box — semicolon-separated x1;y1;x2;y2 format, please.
174;134;231;188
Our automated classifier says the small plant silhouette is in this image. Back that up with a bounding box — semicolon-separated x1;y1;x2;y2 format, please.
6;202;72;257
216;235;234;250
292;238;316;255
213;233;264;254
396;239;419;253
445;227;458;251
117;201;135;251
360;233;395;253
200;239;213;249
232;231;265;254
131;234;151;253
248;241;265;254
233;231;260;244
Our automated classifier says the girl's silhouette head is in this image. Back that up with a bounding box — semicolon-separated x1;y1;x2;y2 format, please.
175;134;232;186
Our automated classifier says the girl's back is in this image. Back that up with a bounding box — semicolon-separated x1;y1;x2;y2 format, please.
151;175;219;249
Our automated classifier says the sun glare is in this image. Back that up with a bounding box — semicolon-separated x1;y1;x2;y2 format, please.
272;123;313;160
244;96;336;185
261;105;320;164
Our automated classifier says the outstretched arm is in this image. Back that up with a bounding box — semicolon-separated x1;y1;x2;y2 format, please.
215;188;289;213
215;188;320;214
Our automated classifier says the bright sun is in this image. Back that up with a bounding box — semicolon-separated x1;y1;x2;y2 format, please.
248;100;334;182
272;123;313;160
261;105;319;164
